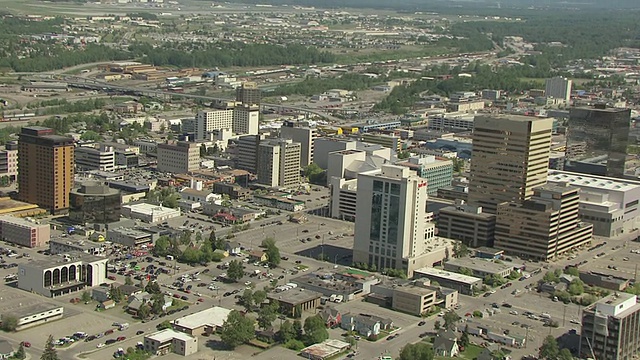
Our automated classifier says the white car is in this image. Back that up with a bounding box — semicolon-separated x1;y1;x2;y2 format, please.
96;343;105;348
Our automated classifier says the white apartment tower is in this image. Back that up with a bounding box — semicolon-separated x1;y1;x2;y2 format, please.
195;109;233;140
232;104;260;135
545;76;572;103
353;165;430;272
257;139;301;187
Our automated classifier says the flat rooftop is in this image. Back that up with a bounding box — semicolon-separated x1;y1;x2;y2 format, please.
445;258;513;274
123;203;180;215
172;307;231;329
23;252;106;268
268;287;323;304
414;267;483;285
548;170;640;192
146;328;194;343
11;302;63;319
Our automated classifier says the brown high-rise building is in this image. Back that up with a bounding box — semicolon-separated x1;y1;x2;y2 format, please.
18;126;74;214
467;115;553;214
235;82;261;106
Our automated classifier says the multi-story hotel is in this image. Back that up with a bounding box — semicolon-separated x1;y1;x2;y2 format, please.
157;141;200;174
581;293;640;360
235;81;261;106
17;126;74;214
467;115;553;214
280;122;317;166
195;108;233;140
232;104;259;135
494;183;593;260
256;139;301;187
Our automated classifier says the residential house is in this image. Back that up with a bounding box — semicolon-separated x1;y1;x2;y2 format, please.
100;300;116;310
127;292;173;315
249;250;268;263
0;341;14;360
476;346;503;360
340;313;393;338
318;306;341;328
225;241;242;255
213;249;229;258
433;329;460;357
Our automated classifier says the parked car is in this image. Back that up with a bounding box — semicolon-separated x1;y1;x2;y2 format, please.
20;342;31;348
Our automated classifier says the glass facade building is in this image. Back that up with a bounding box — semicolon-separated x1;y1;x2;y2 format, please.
564;105;634;178
69;181;121;224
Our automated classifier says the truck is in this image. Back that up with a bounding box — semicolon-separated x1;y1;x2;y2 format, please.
286;283;298;289
118;323;129;331
166;255;174;261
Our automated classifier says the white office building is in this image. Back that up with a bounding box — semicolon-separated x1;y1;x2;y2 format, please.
195;109;233;140
545;76;572;103
232;105;259;135
157;141;200;174
353;165;452;277
280;125;317;166
75;145;116;172
122;203;181;223
256;139;301;188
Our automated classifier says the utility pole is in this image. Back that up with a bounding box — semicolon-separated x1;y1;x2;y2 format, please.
562;305;567;327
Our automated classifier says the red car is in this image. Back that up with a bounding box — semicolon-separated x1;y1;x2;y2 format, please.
173;294;180;298
117;336;126;341
20;342;31;348
107;275;116;281
105;329;114;335
197;298;204;302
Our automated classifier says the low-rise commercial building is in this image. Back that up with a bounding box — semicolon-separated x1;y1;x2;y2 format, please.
413;267;482;295
122;203;181;223
267;288;322;317
2;304;64;331
157;141;200;174
172;307;231;336
49;239;105;257
0;215;50;248
443;258;514;279
580;293;640;360
213;182;251;200
106;227;154;247
300;340;351;360
75;145;116;172
579;271;631;291
143;329;198;357
290;270;379;301
369;280;459;315
18;253;108;297
253;194;305;212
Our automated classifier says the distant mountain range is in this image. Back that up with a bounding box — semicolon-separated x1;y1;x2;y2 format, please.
219;0;640;11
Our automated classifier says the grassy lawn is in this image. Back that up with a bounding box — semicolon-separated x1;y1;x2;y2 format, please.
435;344;484;360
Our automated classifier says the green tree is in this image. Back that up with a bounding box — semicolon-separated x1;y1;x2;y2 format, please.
398;342;434;360
40;335;59;360
81;291;92;303
227;260;244;282
219;310;256;349
14;343;26;360
460;325;470;348
292;319;303;337
539;335;560;359
564;266;580;276
568;280;585;296
145;281;161;294
0;314;17;332
264;240;281;266
109;285;124;303
138;304;151;319
277;320;296;342
257;301;279;330
153;236;170;256
253;290;267;305
125;276;134;286
458;267;473;276
151;293;165;314
157;320;172;330
283;339;306;351
80;130;102;141
434;320;441;331
558;348;574;360
240;289;254;312
303;315;329;346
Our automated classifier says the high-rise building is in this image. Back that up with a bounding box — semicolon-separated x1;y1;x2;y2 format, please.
580;292;640;360
256;139;301;187
232;104;259;135
352;165;431;274
18;126;74;214
564;105;633;178
195;109;233;140
235;82;261;106
157;141;200;174
396;156;453;196
545;76;572;103
494;183;593;260
467;115;553;214
280;122;317;166
236;134;265;174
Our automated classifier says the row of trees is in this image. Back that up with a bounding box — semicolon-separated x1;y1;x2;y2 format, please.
129;42;336;69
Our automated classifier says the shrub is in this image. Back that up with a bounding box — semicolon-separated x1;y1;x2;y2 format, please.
284;339;305;351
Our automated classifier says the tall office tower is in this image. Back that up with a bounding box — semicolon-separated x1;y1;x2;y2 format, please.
236;82;261;106
564;105;633;178
18;126;74;214
280;121;317;166
352;165;430;274
236;134;265;174
256;139;301;187
232;104;260;135
494;183;593;261
195;108;233;140
581;293;640;360
545;76;572;103
467;115;553;214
